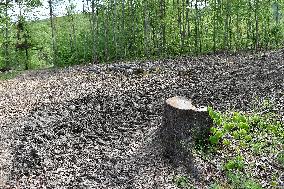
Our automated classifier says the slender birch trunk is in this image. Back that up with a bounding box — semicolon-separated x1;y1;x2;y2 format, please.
113;0;117;59
236;0;240;50
160;0;166;55
177;0;182;54
194;0;198;54
143;0;149;57
48;0;57;65
213;0;216;52
122;0;126;57
255;0;259;50
4;0;9;68
185;0;190;48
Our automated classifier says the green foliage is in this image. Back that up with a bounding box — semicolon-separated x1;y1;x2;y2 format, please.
224;155;245;171
206;106;283;188
243;180;263;189
209;183;222;189
276;151;284;166
0;71;20;80
209;128;224;145
209;172;262;189
251;142;265;155
232;112;246;124
222;138;231;146
207;106;283;148
2;1;284;69
173;175;192;189
227;172;262;189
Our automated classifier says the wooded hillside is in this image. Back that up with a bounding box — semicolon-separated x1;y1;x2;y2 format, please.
0;0;284;70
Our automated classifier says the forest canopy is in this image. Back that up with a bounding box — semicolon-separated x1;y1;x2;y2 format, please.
0;0;283;70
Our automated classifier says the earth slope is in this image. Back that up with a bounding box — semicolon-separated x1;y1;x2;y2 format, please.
0;50;283;188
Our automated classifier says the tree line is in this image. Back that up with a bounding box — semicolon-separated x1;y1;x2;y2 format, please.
0;0;283;70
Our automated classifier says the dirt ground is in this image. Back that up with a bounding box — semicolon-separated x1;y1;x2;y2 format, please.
0;50;283;188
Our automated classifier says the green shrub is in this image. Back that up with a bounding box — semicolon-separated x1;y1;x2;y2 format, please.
276;151;284;166
227;172;262;189
173;175;192;188
224;155;245;171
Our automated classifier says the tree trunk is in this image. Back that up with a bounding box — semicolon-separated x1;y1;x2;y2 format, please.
113;0;117;59
105;3;109;61
255;0;259;50
4;0;9;68
68;0;77;62
213;0;216;52
130;0;135;57
24;34;29;70
160;96;212;160
89;0;95;61
122;0;126;58
236;2;240;51
160;0;166;56
143;0;149;58
194;1;198;54
185;0;190;52
49;0;57;65
177;0;182;54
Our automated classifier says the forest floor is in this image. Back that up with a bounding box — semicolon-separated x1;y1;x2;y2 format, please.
0;50;283;189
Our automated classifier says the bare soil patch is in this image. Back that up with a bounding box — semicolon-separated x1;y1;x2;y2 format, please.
0;50;283;188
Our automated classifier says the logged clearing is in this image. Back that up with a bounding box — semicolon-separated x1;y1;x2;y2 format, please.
0;51;283;188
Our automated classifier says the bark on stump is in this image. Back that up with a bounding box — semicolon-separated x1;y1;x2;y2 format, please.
161;96;212;161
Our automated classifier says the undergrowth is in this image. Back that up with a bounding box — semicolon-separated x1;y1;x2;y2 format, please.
207;106;283;188
0;71;21;80
174;101;283;189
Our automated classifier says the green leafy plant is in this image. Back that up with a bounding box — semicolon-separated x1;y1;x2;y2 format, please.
209;183;222;189
0;71;20;80
227;172;262;189
224;155;245;171
244;135;252;142
173;175;191;188
232;112;246;124
227;172;243;187
206;106;282;189
239;122;250;131
243;180;262;189
207;107;283;147
209;128;224;145
223;122;235;132
222;138;231;146
276;151;284;166
251;142;265;155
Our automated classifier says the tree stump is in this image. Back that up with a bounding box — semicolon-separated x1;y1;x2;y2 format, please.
160;96;212;160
